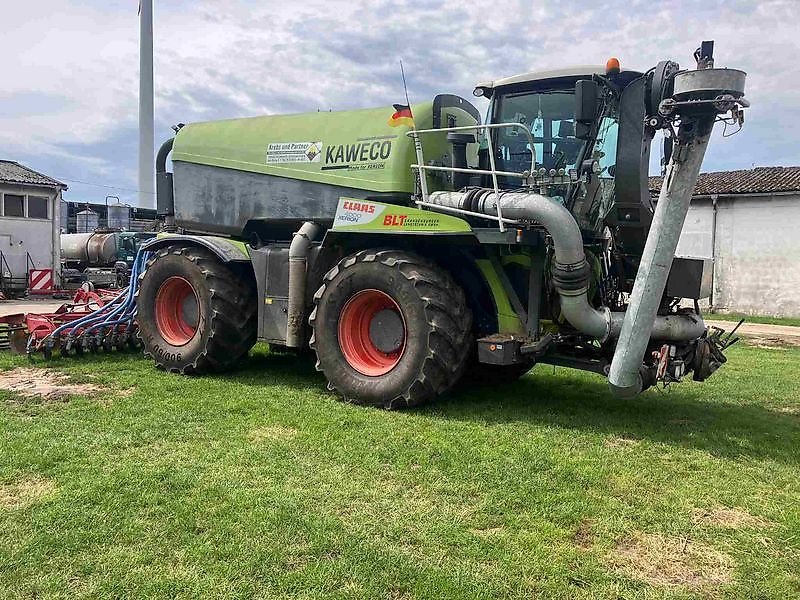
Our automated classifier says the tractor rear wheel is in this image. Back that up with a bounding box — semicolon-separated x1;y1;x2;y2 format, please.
309;249;471;409
137;245;256;374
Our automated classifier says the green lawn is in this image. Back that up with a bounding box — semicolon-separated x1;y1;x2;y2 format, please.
707;312;800;328
1;343;798;599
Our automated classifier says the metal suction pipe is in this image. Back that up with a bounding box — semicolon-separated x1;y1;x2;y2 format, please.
607;116;716;397
426;189;705;345
286;221;321;348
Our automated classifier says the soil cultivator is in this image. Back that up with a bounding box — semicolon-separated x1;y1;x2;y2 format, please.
0;252;149;360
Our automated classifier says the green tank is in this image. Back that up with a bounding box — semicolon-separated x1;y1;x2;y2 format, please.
169;94;480;237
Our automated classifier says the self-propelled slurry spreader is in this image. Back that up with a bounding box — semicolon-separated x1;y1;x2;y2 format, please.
138;41;748;407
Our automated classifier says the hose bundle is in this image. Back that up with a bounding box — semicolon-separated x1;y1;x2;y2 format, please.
31;250;150;359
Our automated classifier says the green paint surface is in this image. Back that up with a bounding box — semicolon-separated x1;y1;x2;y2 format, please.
172;99;478;194
475;258;525;334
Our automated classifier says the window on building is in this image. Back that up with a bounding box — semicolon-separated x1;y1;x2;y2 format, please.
27;196;49;219
3;194;24;217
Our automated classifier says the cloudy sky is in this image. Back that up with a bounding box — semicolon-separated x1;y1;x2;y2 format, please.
1;0;798;207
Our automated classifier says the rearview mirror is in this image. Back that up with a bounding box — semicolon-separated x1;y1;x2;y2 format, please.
575;80;599;124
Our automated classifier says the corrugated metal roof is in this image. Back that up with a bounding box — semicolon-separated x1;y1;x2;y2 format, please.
0;160;67;189
649;166;800;196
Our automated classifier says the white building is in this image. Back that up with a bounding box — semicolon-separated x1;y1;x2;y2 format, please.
0;161;66;295
651;166;800;318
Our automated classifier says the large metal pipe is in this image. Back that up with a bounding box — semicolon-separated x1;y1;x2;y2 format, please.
607;117;715;397
155;138;175;229
286;221;321;348
426;189;705;344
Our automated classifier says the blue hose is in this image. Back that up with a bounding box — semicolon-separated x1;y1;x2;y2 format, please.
37;250;150;354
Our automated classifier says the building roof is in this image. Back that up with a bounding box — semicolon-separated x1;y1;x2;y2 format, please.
0;160;67;189
649;166;800;197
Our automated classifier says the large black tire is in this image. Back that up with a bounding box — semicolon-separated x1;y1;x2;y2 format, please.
309;249;472;409
137;245;257;374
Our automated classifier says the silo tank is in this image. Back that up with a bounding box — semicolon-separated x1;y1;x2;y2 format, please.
76;209;99;233
107;202;130;230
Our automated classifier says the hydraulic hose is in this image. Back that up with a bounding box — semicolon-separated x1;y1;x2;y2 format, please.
41;250;149;349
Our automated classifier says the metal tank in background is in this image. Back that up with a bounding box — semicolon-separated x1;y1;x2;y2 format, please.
76;209;99;233
107;200;131;231
61;233;119;266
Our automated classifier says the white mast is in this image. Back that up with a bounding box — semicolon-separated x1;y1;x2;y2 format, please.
138;0;155;208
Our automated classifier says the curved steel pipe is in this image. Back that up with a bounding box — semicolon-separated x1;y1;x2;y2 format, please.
426;189;705;347
286;221;321;348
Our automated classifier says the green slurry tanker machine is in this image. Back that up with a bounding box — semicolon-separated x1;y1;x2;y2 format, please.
138;41;748;407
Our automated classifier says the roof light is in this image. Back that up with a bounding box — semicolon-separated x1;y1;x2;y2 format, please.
606;57;621;75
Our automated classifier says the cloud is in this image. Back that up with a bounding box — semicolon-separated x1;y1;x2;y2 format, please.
1;0;798;205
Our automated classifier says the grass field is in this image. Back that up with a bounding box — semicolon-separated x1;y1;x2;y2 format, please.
708;313;800;327
1;342;798;599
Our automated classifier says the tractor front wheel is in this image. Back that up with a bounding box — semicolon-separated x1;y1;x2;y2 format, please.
137;245;256;374
310;250;471;409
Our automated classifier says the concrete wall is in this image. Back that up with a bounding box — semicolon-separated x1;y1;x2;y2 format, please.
676;192;800;317
0;183;62;289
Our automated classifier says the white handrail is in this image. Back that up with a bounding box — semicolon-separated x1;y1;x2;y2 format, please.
407;122;537;233
410;122;537;175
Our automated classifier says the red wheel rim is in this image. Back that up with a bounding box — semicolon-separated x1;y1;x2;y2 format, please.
338;289;406;376
154;276;199;346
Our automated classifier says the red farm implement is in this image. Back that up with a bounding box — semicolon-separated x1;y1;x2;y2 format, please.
0;252;148;359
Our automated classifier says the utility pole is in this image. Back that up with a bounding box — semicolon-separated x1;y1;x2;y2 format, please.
138;0;155;208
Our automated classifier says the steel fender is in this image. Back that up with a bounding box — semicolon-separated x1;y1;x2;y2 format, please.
141;234;251;262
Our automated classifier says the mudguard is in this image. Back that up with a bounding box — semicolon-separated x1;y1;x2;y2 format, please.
141;234;251;263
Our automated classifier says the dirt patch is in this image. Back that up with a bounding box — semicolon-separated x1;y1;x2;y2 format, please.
248;425;299;443
748;336;799;348
692;505;770;529
607;532;732;589
776;406;799;416
0;368;105;401
0;475;56;509
573;519;594;550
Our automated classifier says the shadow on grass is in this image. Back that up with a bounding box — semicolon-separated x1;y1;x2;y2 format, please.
29;347;799;466
229;349;799;466
436;373;800;465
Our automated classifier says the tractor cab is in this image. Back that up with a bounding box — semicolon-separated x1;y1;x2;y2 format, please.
474;64;656;281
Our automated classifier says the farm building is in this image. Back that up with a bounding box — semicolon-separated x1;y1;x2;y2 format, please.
0;160;66;296
652;166;800;318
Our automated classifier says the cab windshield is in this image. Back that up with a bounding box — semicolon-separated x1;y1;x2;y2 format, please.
493;89;584;175
489;84;621;232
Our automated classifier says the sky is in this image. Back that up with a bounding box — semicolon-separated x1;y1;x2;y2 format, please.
1;0;798;207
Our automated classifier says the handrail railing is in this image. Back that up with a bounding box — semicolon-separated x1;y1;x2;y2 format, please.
407;122;536;232
0;251;10;286
25;252;36;288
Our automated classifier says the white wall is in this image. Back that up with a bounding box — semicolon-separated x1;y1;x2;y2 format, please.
676;192;800;318
0;183;61;288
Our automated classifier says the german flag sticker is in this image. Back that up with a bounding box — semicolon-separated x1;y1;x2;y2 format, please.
388;104;414;128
